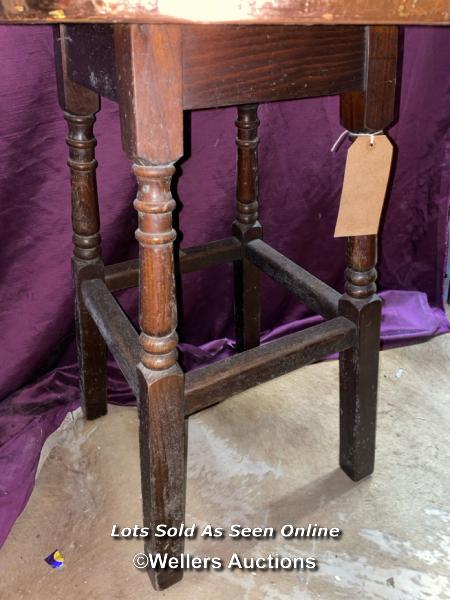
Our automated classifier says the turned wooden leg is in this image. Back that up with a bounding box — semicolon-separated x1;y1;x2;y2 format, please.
339;237;381;480
232;105;262;351
54;25;107;420
134;164;185;590
114;24;185;590
65;112;108;420
338;26;398;480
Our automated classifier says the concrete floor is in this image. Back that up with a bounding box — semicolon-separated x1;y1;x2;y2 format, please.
1;330;450;599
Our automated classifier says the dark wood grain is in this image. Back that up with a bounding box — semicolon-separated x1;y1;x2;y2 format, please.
64;112;102;262
338;236;381;481
338;25;398;482
67;126;108;420
104;237;242;292
114;24;186;589
233;105;262;351
133;164;180;372
71;261;108;420
338;299;381;480
182;25;365;109
60;25;397;122
65;24;117;101
246;239;341;319
133;162;185;586
81;279;140;398
180;237;242;274
340;26;398;132
138;367;185;590
55;27;108;420
185;317;356;415
53;24;100;115
114;24;183;164
63;25;365;108
104;258;140;293
132;163;185;591
65;111;108;420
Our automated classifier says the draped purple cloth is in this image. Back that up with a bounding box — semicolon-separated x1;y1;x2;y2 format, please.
0;26;449;547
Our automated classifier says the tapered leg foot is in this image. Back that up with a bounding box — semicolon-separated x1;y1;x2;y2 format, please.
73;260;108;420
339;236;381;481
138;367;185;590
339;297;381;481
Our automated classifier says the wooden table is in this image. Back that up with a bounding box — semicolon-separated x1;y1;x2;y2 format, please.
1;1;448;591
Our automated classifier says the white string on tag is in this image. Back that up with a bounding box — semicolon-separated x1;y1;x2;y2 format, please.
331;129;384;152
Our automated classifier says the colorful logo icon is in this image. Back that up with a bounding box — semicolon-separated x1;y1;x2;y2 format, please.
44;549;65;569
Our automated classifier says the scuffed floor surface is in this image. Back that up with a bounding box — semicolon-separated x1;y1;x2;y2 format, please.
1;332;450;599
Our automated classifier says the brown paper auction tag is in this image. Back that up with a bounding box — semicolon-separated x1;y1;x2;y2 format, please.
334;135;393;237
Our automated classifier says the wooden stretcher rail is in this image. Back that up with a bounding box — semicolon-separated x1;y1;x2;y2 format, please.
81;279;140;397
82;275;354;415
184;316;356;415
104;259;139;292
246;239;341;319
180;236;242;273
104;236;242;291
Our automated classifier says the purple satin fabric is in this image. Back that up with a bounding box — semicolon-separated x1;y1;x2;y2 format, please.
0;26;449;547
